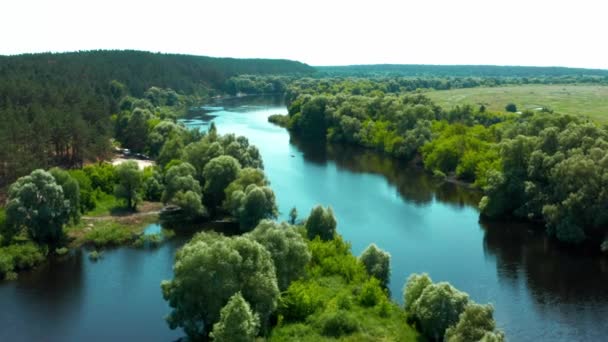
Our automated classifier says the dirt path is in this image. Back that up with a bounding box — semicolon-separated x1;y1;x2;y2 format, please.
82;210;160;221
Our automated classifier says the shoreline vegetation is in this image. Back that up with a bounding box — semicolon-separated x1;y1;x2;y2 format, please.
269;77;608;249
0;84;504;340
2;51;608;340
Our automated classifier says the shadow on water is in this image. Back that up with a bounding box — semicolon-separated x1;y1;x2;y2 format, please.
289;134;482;208
481;218;608;304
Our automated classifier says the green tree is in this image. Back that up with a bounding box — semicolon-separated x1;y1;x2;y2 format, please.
142;168;164;201
228;185;278;232
289;207;298;225
359;243;391;288
123;108;151;152
157;135;184;167
184;140;224;183
162;162;201;203
114;161;142;211
68;169;96;213
305;205;337;241
5;169;70;244
445;303;504;342
246;220;311;290
403;273;433;312
161;232;278;339
412;282;470;340
203;155;241;209
49;167;81;223
210;292;260;342
505;103;517;112
223;167;268;207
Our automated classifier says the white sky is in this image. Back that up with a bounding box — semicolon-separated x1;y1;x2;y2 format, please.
1;0;607;69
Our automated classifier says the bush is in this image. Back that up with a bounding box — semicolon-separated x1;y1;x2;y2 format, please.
358;277;385;307
55;247;69;255
412;282;469;340
305;205;337;241
359;243;391;288
308;236;367;283
318;309;359;337
505;103;517;112
84;223;133;246
88;250;103;261
0;242;45;279
279;281;324;321
133;233;163;248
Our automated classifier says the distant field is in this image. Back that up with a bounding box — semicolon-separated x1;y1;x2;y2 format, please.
425;85;608;123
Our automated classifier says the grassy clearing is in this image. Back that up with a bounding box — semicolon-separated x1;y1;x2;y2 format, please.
424;84;608;123
85;192;120;217
270;275;423;342
66;200;162;247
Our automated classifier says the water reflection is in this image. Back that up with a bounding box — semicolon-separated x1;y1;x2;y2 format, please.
290;134;481;208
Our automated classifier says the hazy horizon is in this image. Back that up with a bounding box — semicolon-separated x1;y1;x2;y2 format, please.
2;0;607;69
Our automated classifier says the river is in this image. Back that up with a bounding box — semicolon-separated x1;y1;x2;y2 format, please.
1;95;607;341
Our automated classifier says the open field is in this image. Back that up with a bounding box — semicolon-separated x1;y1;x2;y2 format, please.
425;85;608;123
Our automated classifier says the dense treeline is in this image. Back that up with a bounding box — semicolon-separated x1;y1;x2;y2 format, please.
317;64;608;80
274;79;608;246
162;209;504;341
0;50;314;188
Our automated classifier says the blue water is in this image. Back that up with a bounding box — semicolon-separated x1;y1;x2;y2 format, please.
1;95;606;341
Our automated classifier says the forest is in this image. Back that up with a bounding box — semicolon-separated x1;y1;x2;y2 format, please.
2;50;608;341
0;84;504;340
0;51;313;189
272;79;608;247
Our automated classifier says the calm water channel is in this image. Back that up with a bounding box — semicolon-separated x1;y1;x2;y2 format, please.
1;95;606;341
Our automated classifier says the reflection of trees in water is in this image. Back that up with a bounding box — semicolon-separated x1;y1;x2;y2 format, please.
289;135;481;208
211;94;285;108
9;251;85;334
481;218;608;307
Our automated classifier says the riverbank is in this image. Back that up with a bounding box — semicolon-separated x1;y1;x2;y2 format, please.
66;201;163;248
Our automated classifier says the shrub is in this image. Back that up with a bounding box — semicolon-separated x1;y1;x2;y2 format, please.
358;277;385;307
88;250;103;261
318;309;359;337
279;281;324;321
84;223;133;246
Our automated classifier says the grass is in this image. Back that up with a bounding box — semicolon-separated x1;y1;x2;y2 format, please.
424;84;608;123
270;276;423;342
85;192;120;217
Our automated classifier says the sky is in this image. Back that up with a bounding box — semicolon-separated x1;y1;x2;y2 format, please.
1;0;607;69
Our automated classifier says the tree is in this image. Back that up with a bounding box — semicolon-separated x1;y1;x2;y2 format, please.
359;243;391;288
247;220;311;290
412;282;470;340
162;162;201;203
5;169;70;244
403;273;432;311
289;207;298;225
445;303;504;342
305;205;337;241
203;155;241;209
161;232;279;339
157;135;184;167
123;108;150;152
505;103;517;113
228;185;278;232
142;168;164;201
49;167;81;223
114;161;142;211
172;190;207;220
68;169;96;213
184;140;224;183
223;168;268;207
210;292;260;342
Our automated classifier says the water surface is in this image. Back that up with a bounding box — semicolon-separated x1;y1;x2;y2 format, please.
1;95;606;341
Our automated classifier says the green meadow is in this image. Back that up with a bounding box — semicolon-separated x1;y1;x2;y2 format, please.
425;84;608;123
